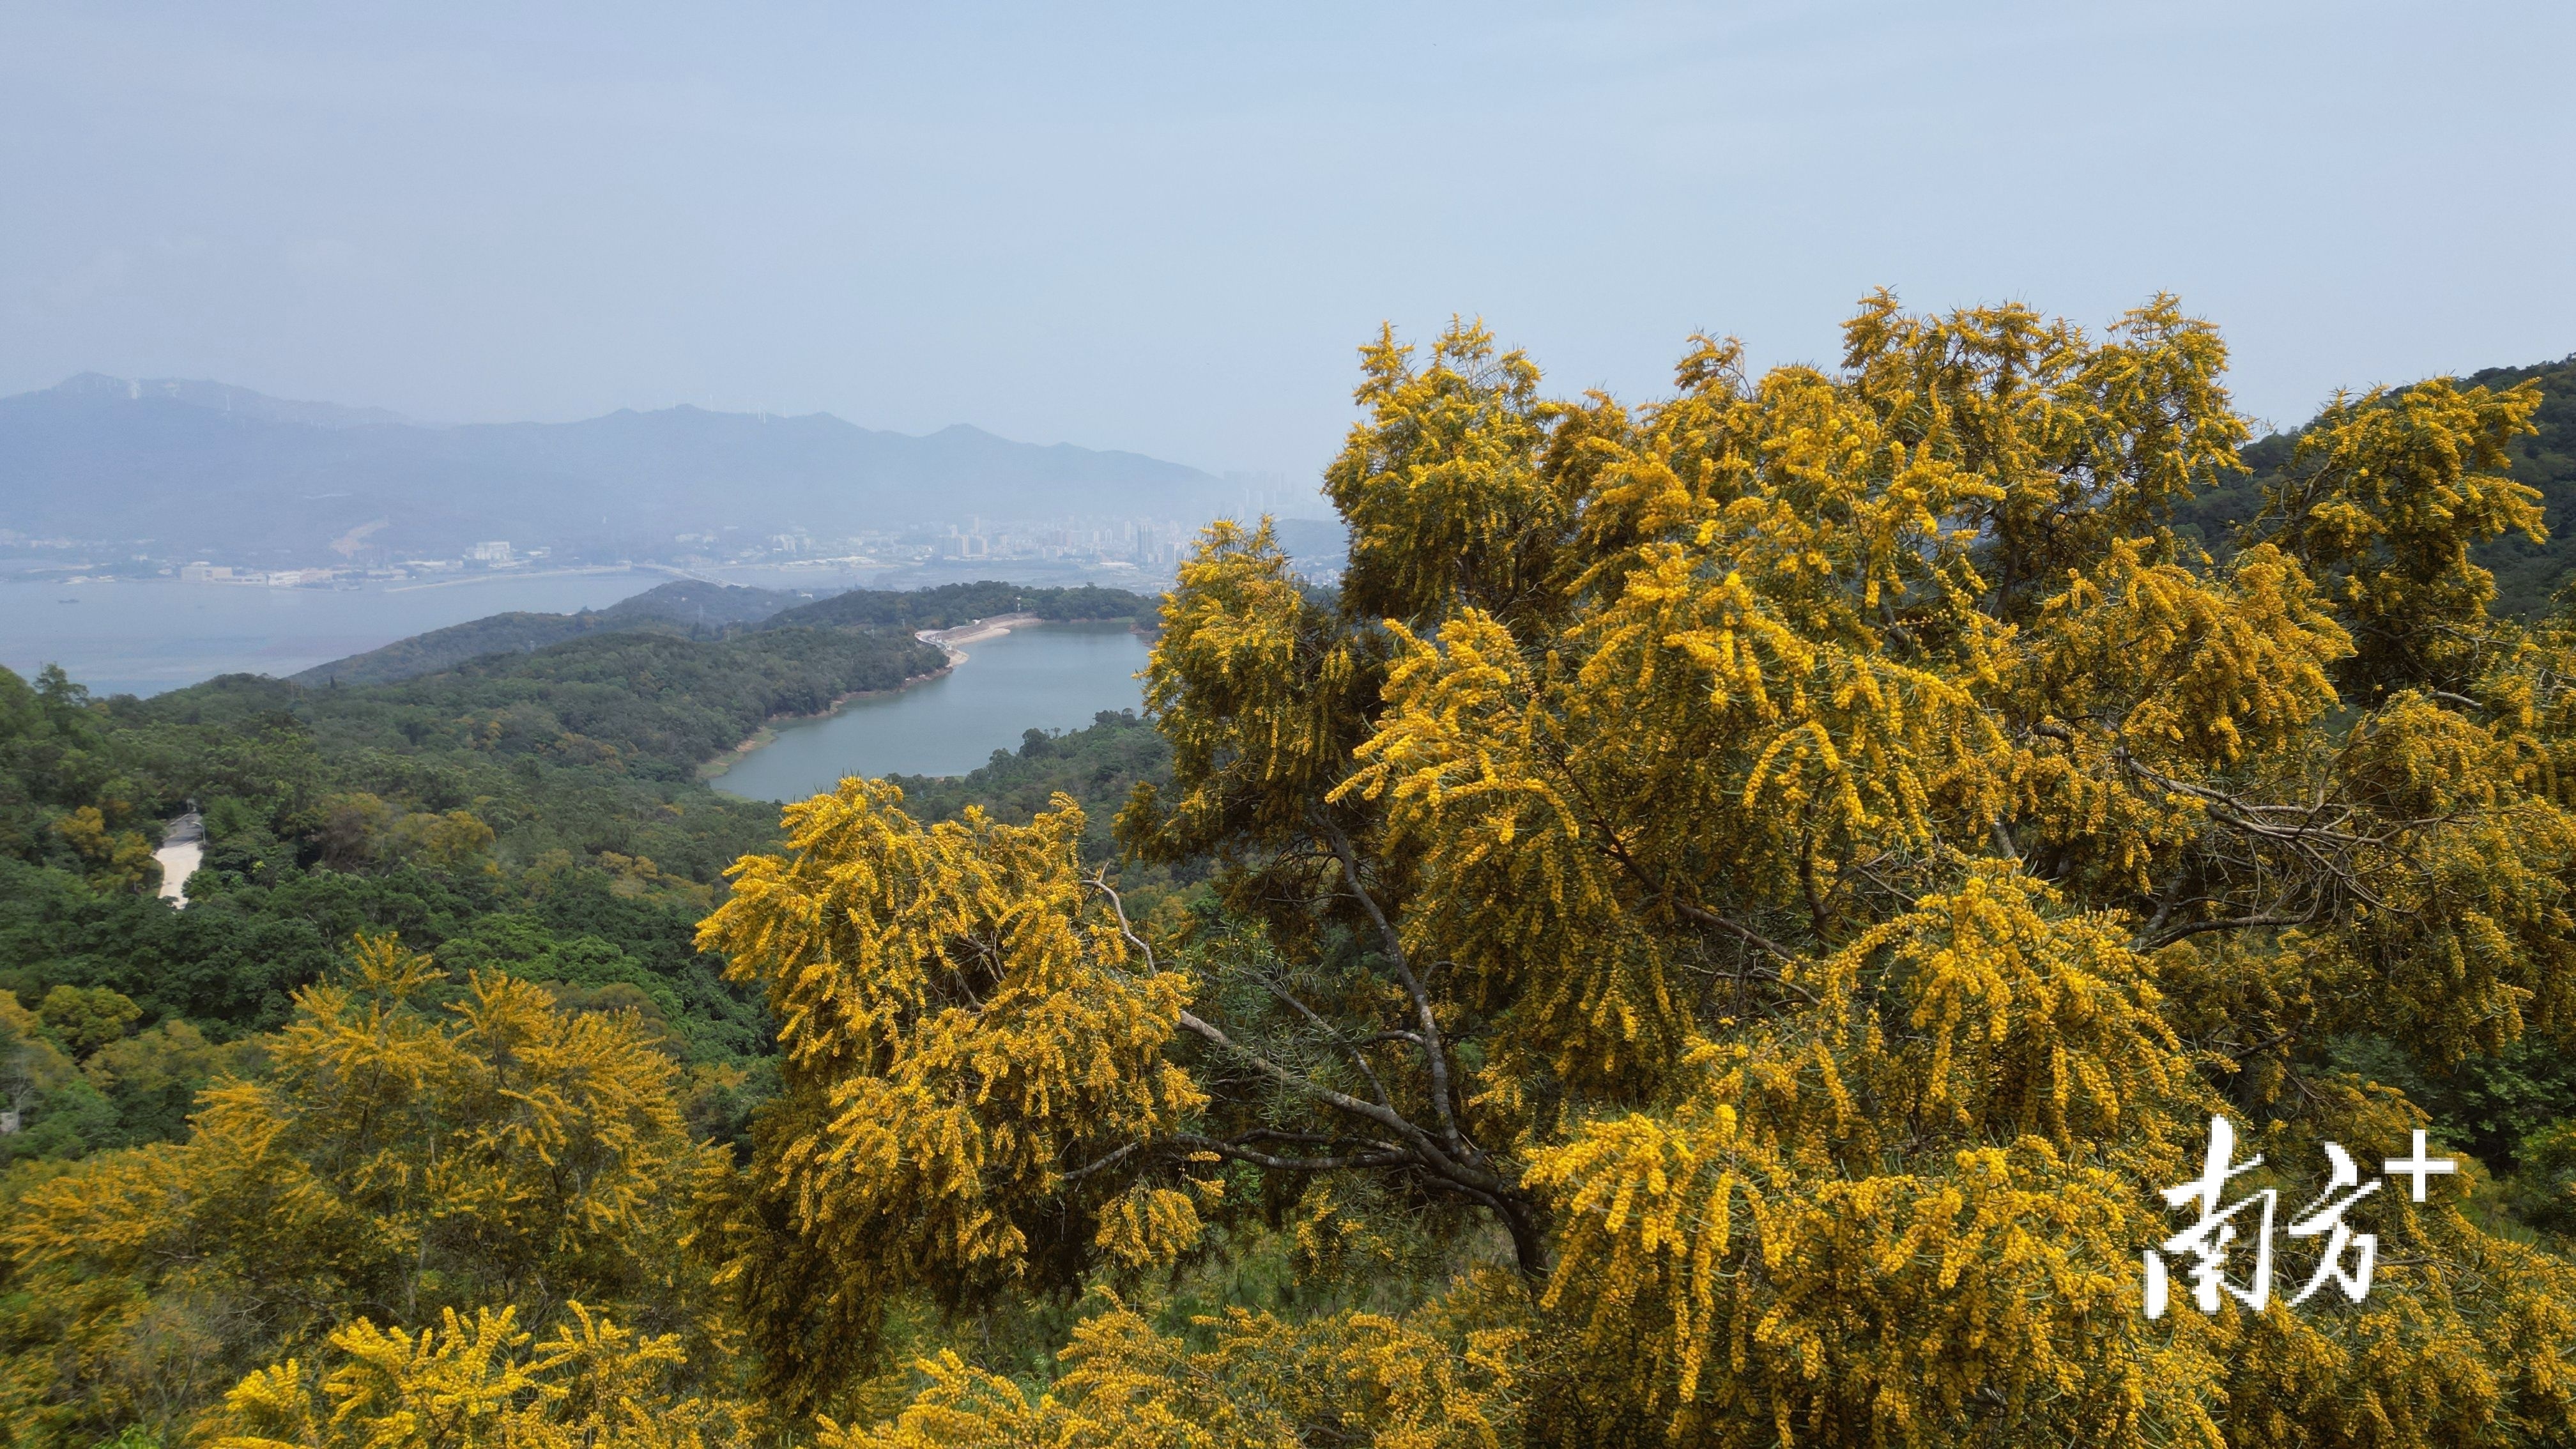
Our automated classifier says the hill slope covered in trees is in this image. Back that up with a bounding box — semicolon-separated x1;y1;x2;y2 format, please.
288;580;822;686
293;579;1160;688
7;307;2576;1448
2177;352;2576;616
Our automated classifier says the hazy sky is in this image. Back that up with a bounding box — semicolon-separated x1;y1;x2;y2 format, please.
4;2;2571;486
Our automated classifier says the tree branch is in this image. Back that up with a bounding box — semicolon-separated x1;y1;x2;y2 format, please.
1169;1132;1411;1174
1091;870;1160;973
1059;1130;1407;1183
1171;1007;1476;1182
1670;898;1800;965
2138;913;2315;950
1314;816;1476;1169
1253;972;1397;1112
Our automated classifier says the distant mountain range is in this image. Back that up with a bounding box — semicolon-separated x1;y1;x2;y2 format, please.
0;374;1234;564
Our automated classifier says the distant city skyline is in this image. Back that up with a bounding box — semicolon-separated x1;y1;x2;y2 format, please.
4;2;2572;480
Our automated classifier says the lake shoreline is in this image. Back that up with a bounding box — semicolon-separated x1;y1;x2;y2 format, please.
705;618;1152;794
697;661;960;782
694;613;1131;783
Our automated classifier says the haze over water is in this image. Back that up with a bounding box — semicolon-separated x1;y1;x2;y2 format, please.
0;572;666;696
0;564;922;697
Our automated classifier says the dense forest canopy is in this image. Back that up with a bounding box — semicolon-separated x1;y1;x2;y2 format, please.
760;580;1159;633
8;300;2576;1447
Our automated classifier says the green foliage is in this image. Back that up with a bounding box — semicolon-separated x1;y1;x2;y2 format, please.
763;581;1156;632
2179;354;2576;622
293;579;819;686
0;939;730;1445
0;593;966;1173
293;608;696;688
78;1018;249;1153
30;985;139;1061
0;604;935;1058
437;913;686;1022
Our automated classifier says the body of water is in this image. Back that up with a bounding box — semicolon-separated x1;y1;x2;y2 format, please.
712;622;1151;799
1;571;668;696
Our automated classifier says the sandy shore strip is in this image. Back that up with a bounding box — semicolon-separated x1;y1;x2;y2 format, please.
916;611;1040;659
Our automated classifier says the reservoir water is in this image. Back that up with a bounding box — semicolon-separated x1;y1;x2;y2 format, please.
712;622;1151;799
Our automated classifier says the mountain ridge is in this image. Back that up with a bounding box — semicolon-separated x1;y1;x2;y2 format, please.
42;372;415;429
0;374;1233;565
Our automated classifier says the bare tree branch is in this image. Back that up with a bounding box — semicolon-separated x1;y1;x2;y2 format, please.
1170;1006;1480;1183
1060;1130;1407;1183
1314;816;1478;1170
1252;972;1397;1112
2138;913;2317;950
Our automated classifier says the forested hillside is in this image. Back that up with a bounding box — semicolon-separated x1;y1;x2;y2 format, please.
761;579;1156;632
294;625;947;779
2455;353;2576;615
2176;352;2576;616
296;580;1160;690
292;579;819;686
0;614;944;1170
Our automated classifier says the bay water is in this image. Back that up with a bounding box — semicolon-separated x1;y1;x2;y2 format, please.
0;561;926;698
2;571;668;696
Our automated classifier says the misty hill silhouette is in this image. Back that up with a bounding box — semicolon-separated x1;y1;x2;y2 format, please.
0;375;1228;563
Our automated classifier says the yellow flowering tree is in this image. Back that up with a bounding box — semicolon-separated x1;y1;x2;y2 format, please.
711;298;2576;1446
812;1297;1521;1449
694;784;1207;1416
0;936;726;1446
203;1303;751;1449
